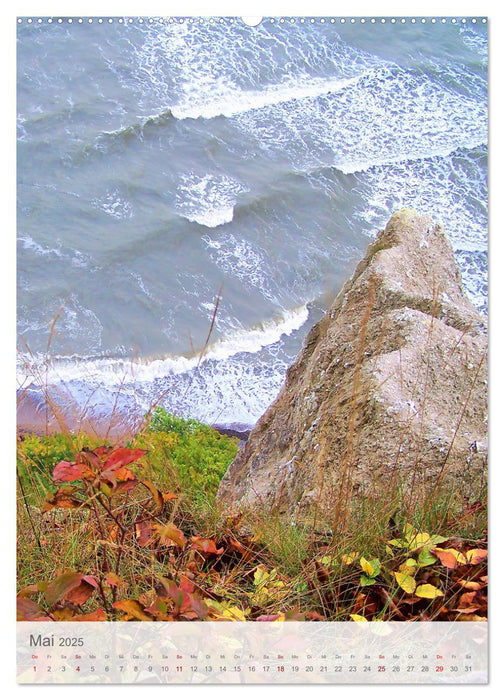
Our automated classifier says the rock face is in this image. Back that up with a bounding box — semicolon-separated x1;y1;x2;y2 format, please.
217;210;487;521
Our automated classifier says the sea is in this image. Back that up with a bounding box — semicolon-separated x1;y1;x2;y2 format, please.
16;16;488;433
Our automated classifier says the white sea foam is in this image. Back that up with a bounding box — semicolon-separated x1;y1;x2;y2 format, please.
170;74;363;121
92;190;134;220
350;146;488;313
17;234;92;269
233;63;487;175
175;173;248;228
18;304;309;390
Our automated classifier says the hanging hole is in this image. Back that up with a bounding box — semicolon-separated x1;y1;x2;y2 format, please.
241;17;263;27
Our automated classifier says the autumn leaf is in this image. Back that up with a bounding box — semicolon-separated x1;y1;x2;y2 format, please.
349;614;368;622
52;461;93;483
17;597;51;621
71;608;107;621
458;579;484;591
465;549;488;565
433;548;467;569
205;599;249;621
45;572;96;607
100;466;137;492
155;576;184;607
227;537;255;561
42;486;88;513
153;522;187;547
144;598;170;619
394;571;416;594
135;519;157;547
415;584;444;599
104;572;123;588
360;557;380;578
113;599;154;621
64;575;99;606
457;591;482;610
398;558;417;576
341;551;360;565
190;536;224;555
140;480;164;514
102;448;147;471
16;584;40;597
162;492;179;501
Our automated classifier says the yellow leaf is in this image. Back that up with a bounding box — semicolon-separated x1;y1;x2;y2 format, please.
253;567;271;587
398;559;417;576
360;557;375;577
205;599;249;621
349;614;367;622
394;571;416;594
407;532;431;549
342;551;360;565
415;584;443;599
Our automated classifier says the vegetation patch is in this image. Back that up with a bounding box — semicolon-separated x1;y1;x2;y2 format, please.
17;412;487;623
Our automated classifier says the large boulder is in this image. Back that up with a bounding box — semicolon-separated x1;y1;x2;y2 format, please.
217;210;487;522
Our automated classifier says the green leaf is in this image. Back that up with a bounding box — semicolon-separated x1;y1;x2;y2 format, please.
394;571;416;594
360;557;380;578
417;547;438;568
360;575;377;586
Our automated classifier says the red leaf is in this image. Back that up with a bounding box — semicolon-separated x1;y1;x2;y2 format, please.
227;537;254;561
305;611;327;621
17;597;51;621
179;574;195;594
256;614;282;621
103;466;137;483
52;461;93;483
135;519;157;547
190;536;224;555
17;584;40;597
65;576;99;606
110;478;139;494
153;522;187;547
45;572;95;607
93;446;113;457
103;448;147;471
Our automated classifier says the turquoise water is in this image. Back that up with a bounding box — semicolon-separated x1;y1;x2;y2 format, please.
17;17;488;427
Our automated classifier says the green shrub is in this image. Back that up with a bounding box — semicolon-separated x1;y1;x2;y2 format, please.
136;407;239;501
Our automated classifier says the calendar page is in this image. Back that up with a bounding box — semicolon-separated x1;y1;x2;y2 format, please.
16;13;488;685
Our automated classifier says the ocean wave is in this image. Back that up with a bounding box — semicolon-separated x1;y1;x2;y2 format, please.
18;304;310;389
232;63;487;175
175;172;248;228
170;74;363;121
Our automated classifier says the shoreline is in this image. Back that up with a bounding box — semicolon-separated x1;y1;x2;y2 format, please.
16;389;253;442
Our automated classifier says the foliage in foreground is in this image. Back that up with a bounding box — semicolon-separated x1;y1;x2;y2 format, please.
17;422;487;623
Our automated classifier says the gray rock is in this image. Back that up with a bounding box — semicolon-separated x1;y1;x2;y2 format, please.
217;210;487;522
